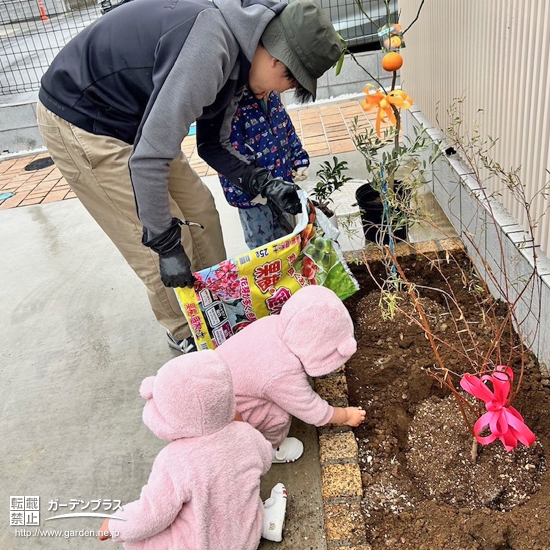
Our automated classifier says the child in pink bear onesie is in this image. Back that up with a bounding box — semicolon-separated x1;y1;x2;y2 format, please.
99;350;287;548
216;285;366;462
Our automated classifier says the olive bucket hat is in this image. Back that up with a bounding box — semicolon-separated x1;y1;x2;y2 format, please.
262;0;342;100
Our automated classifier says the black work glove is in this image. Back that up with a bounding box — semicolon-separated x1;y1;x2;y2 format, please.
240;164;302;215
158;245;194;288
144;219;196;288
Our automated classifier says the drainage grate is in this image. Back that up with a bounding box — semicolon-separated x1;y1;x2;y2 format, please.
24;157;55;171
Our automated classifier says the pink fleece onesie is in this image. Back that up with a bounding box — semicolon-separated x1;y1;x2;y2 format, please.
108;351;272;550
216;285;357;446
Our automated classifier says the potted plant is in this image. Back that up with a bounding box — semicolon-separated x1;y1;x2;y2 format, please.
334;0;435;246
352;122;437;244
308;155;352;224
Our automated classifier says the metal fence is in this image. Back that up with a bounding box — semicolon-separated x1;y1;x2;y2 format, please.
0;0;100;95
0;0;397;96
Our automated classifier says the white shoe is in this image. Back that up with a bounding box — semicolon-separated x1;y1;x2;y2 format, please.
262;483;287;542
272;437;304;464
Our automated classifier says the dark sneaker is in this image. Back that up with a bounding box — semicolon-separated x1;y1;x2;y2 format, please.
166;331;197;354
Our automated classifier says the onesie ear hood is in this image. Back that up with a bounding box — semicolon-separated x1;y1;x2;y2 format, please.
141;351;236;441
276;286;356;377
139;377;155;399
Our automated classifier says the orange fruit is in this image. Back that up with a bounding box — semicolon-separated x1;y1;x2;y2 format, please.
381;52;403;72
391;23;403;33
390;36;402;48
383;35;402;50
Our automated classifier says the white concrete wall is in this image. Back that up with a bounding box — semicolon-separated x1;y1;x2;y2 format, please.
400;0;550;257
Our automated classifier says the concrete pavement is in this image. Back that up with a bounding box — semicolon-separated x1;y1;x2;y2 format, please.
0;172;329;548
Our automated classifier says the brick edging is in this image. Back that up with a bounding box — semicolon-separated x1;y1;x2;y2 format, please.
315;239;464;550
314;366;370;550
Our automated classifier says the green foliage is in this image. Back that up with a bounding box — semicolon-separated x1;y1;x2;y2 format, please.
351;119;441;246
311;156;353;211
353;121;439;193
379;288;402;320
334;35;346;76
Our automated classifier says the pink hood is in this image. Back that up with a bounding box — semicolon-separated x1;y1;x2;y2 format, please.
140;350;236;441
276;285;357;377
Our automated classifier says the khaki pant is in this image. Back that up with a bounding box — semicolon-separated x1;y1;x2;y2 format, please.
36;101;226;340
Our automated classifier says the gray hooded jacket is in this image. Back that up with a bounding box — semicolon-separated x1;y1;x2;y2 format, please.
39;0;284;243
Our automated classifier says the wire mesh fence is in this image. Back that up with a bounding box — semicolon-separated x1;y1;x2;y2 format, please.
0;0;397;97
0;0;100;95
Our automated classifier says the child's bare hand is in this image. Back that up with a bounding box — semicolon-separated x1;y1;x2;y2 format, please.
98;518;111;541
345;406;366;427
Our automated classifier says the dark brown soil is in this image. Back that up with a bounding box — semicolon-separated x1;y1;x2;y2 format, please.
345;251;550;550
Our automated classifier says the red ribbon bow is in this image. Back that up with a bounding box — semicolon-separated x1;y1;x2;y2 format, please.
460;366;536;452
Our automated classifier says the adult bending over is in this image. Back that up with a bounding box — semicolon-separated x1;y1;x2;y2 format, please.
37;0;342;353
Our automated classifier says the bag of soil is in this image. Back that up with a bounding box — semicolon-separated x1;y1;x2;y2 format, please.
175;191;359;350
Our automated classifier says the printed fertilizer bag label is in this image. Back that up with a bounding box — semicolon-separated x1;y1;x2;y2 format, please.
176;191;359;350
